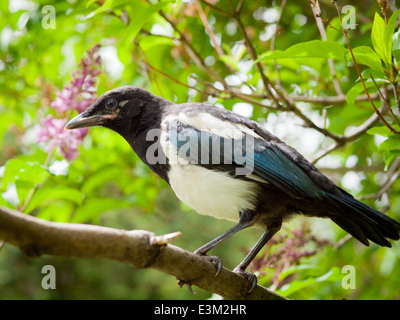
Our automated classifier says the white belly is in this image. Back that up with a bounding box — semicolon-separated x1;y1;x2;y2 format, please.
168;164;260;222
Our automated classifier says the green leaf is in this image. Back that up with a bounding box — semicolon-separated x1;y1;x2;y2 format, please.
1;159;49;191
387;9;400;48
384;149;400;169
378;135;400;151
275;277;317;296
349;46;384;73
393;49;400;67
315;266;343;282
125;1;171;43
393;37;400;51
219;55;240;71
37;202;75;222
387;9;400;69
71;198;131;224
139;36;174;52
81;166;125;195
387;9;400;38
0;159;50;209
278;264;319;282
360;68;386;81
367;125;399;137
86;0;98;8
276;267;342;297
372;12;390;66
258;40;346;62
345;82;366;106
88;0;132;17
24;187;84;214
346;77;388;106
370;10;400;68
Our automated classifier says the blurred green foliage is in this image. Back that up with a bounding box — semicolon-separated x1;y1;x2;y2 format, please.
0;0;400;299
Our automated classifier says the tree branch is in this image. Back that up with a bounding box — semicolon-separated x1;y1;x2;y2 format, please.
312;104;385;164
0;205;286;300
289;92;382;105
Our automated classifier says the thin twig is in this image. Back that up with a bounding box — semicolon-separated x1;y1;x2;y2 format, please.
143;61;218;97
234;15;280;107
235;0;245;14
196;2;223;56
196;1;235;73
370;74;400;127
137;44;164;97
309;0;344;96
376;167;400;199
158;10;228;87
312;104;385;164
361;156;400;200
199;0;230;16
393;83;400;116
319;164;385;174
290;92;383;105
333;234;352;249
191;74;286;110
270;0;287;86
312;142;342;165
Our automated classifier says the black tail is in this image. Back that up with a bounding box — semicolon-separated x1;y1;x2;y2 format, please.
327;193;400;247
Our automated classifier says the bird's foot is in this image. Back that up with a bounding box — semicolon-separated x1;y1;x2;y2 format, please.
176;253;222;294
233;266;257;293
194;251;223;276
177;279;197;294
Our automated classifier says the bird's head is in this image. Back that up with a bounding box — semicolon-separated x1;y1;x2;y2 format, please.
65;86;168;135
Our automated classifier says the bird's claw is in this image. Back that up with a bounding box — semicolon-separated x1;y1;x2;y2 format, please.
195;252;223;276
177;253;222;293
203;255;223;276
177;279;197;294
233;267;258;293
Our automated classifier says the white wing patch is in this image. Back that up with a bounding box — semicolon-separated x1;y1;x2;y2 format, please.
168;164;260;222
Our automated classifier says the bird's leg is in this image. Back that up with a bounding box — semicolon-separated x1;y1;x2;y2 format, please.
194;220;253;255
233;223;281;293
194;211;257;276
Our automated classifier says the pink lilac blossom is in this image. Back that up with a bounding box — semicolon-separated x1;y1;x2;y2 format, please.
51;45;101;114
35;45;101;162
35;115;88;161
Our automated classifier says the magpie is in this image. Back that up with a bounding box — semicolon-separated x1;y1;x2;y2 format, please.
65;86;400;289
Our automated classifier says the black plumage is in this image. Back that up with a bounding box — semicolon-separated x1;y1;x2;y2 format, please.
65;86;400;287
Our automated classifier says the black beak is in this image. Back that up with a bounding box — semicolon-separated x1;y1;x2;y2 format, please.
65;112;110;130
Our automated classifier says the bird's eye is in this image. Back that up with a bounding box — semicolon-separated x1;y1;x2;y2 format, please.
105;98;118;111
